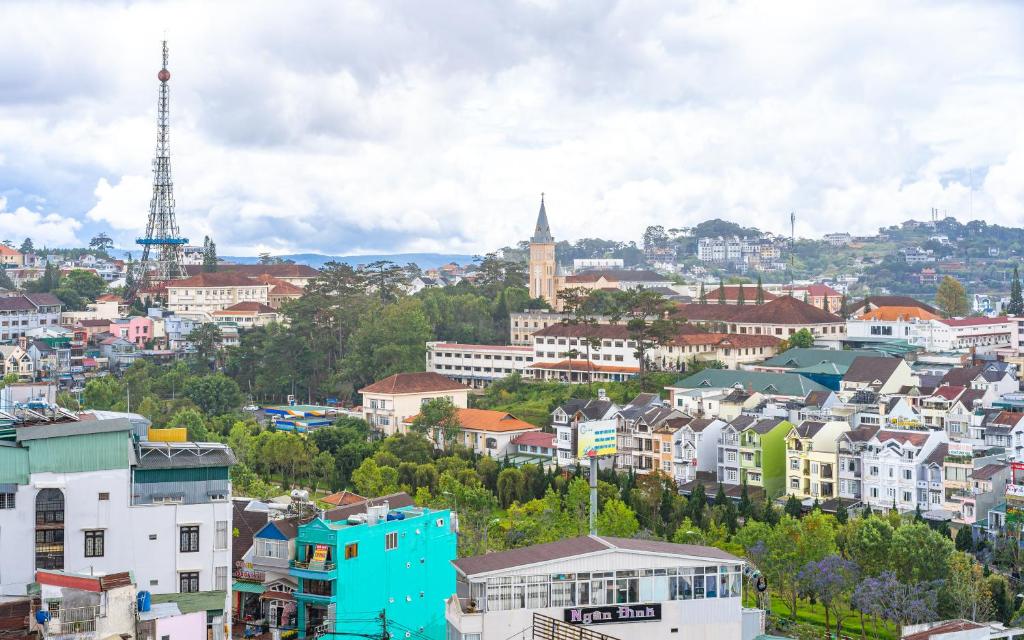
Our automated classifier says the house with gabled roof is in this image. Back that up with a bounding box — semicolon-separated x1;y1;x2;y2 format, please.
674;417;726;485
840;356;916;395
359;372;470;437
615;394;688;474
836;425;881;502
736;417;793;498
861;429;947;513
785;420;851;500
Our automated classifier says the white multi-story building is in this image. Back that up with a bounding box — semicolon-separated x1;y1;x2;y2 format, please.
675;418;726;486
359;372;470;437
425;341;534;388
572;258;624;271
165;272;271;320
860;429;947;513
0;414;235;639
835;426;880;502
909;317;1013;352
0;293;62;342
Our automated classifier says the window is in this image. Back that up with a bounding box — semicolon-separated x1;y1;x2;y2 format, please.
179;572;199;593
903;469;912;481
257;539;288;559
870;488;878;498
903;491;912;503
0;492;14;509
98;492;109;501
345;543;358;559
216;521;228;549
215;566;227;591
179;526;199;553
385;532;398;551
84;530;104;557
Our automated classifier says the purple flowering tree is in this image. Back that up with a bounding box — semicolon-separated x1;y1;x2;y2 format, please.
852;571;939;638
798;555;859;636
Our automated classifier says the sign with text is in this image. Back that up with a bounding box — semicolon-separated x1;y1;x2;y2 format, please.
578;422;617;459
564;603;661;625
311;544;330;563
1006;484;1024;498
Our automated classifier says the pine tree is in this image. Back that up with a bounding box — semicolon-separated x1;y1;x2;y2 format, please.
18;238;33;255
202;236;218;273
736;284;746;305
717;278;726;304
822;295;829;313
738;480;752;518
784;494;802;518
755;274;765;305
839;294;849;319
698;282;707;305
835;500;848;524
955;524;974;552
1009;265;1023;316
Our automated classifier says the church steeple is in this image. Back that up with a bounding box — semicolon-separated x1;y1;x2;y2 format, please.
531;192;554;243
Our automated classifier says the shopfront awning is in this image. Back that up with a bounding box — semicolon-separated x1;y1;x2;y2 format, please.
232;581;266;594
260;590;295;602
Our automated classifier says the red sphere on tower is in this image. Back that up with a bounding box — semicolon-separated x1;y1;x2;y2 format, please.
158;69;170;82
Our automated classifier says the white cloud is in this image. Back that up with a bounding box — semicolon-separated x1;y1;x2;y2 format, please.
0;0;1023;255
0;197;82;247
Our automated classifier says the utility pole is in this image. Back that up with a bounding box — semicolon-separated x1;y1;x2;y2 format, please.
589;452;598;535
379;609;390;640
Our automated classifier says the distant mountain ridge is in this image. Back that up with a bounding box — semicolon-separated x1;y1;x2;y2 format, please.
221;253;477;270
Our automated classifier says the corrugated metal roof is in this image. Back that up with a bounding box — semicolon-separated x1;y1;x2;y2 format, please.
0;446;29;484
16;417;133;442
26;430;132;474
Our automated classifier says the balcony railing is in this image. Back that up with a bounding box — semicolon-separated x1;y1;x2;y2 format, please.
291;560;336;572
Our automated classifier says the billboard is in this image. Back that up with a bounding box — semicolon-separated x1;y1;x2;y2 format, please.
578;421;617;459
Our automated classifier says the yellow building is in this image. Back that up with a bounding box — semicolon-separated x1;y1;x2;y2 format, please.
785;420;851;500
528;194;559;309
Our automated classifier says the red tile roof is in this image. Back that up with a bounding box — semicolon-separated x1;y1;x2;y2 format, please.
169;272;269;288
253;274;305;295
184;263;319;278
511;431;556;448
876;430;929;447
359;372;470;395
991;411;1024;426
678;295;842;325
0;245;21;257
932;385;966;401
672;333;782;348
529;359;640;374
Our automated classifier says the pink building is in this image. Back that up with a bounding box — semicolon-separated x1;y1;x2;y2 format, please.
109;316;154;347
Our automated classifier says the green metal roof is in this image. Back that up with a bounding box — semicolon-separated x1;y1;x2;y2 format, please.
25;430;132;475
791;362;847;375
672;369;828;397
761;347;887;369
232;581;265;594
151;590;227;614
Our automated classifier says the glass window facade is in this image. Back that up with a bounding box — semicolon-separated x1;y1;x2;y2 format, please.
478;565;741;612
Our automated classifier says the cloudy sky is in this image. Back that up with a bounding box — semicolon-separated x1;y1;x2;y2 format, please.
2;1;1023;256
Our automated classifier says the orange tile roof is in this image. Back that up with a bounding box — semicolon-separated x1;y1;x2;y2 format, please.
454;408;539;433
321;491;366;507
859;306;941;321
0;245;21;257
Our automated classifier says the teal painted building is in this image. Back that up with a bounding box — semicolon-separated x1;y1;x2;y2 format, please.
291;503;457;639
